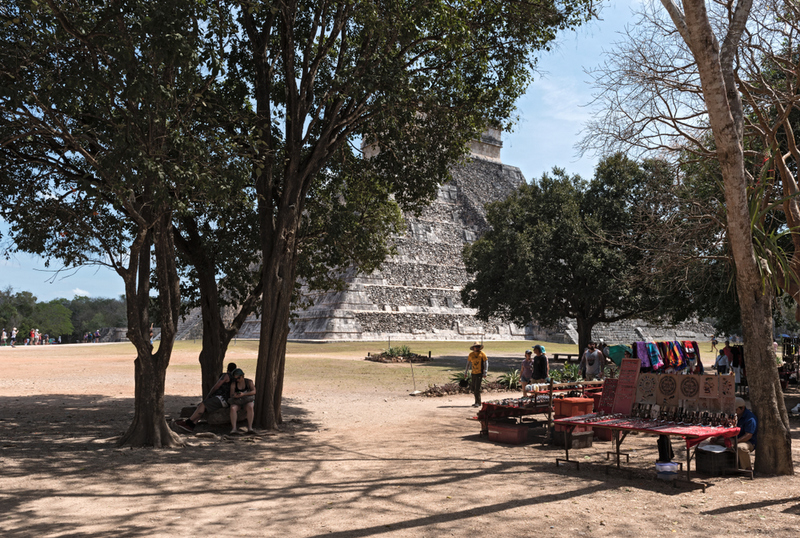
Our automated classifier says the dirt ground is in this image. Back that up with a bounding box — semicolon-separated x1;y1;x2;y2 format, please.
2;342;800;537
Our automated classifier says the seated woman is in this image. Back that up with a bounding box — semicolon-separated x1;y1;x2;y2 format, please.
228;368;257;435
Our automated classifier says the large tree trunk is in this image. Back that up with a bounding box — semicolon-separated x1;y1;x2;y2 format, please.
118;213;183;447
174;220;262;397
575;316;594;359
119;348;180;447
666;0;793;474
253;211;298;430
197;268;228;397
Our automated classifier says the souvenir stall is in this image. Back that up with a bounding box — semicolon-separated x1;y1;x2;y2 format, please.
475;380;604;442
554;357;742;486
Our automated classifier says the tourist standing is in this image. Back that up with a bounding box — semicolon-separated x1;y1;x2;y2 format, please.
520;350;533;397
1;328;6;346
10;327;17;347
531;344;549;383
580;341;605;380
466;342;488;407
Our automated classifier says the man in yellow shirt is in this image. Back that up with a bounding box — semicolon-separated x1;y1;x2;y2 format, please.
467;341;488;407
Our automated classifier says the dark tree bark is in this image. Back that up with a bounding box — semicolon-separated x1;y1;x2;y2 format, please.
575;317;595;360
174;220;263;397
118;212;183;447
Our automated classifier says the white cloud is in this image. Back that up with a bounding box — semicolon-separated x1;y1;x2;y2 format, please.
72;288;90;297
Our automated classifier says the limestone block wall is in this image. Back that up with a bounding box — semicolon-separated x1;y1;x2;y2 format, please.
286;152;526;341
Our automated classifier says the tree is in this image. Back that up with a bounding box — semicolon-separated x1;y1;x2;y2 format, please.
174;131;406;399
231;0;597;429
59;296;126;340
736;0;800;318
462;154;671;354
583;0;792;474
0;0;240;446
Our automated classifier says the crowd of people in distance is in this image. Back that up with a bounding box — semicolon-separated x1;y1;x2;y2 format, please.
0;327;100;346
175;363;257;436
0;327;62;346
83;330;102;343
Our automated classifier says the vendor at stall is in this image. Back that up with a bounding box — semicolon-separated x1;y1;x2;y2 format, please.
705;396;757;471
734;397;757;471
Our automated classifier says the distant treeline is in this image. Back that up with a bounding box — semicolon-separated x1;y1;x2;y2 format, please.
0;287;126;342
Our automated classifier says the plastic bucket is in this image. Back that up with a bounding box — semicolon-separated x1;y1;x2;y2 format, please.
655;462;679;473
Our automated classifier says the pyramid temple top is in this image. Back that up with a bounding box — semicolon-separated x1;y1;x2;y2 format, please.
467;127;502;162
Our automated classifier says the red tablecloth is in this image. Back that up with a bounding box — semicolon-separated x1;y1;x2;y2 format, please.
554;414;740;448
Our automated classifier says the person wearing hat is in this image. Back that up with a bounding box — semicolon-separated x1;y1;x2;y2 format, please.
734;397;757;470
520;350;534;397
10;327;17;347
706;396;757;470
229;368;257;435
174;362;238;433
466;342;488;407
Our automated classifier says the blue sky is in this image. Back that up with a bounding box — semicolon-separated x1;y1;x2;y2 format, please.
0;2;637;302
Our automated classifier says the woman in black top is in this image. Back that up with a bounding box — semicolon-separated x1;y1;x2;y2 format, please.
531;345;549;382
229;368;257;435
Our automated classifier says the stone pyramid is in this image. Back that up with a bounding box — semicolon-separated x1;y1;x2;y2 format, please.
270;129;568;342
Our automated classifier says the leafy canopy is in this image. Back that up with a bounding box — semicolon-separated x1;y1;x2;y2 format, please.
462;154;671;337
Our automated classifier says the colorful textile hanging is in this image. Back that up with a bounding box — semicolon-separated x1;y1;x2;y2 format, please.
646;342;664;370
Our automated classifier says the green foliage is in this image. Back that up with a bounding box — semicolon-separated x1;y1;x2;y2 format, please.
462;154;671;352
496;369;521;389
0;287;128;339
450;370;471;384
58;295;125;338
0;288;74;337
550;363;583;383
385;345;414;359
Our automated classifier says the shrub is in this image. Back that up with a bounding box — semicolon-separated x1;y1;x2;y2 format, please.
497;369;521;389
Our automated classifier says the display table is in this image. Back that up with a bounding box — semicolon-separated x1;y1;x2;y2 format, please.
476;395;552;436
475;380;604;437
553;413;741;484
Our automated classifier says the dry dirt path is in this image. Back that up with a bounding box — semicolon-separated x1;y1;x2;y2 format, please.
1;343;800;537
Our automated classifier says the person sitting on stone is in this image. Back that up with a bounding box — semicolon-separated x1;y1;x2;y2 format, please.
175;362;237;433
228;368;257;435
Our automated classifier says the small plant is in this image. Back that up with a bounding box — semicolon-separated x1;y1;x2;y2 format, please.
552;363;583;383
386;345;413;358
450;370;470;384
604;364;618;379
497;369;521;390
